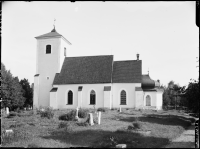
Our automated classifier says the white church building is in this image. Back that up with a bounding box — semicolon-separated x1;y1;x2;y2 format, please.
33;27;164;110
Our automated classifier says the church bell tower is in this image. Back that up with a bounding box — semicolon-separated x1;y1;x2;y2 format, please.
33;24;71;108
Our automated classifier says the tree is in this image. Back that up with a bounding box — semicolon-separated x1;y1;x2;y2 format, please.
1;63;25;111
182;78;199;113
20;78;33;108
162;80;183;109
1;63;13;109
9;77;26;110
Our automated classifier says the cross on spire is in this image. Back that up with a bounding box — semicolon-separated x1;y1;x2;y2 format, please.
54;19;56;28
51;19;56;32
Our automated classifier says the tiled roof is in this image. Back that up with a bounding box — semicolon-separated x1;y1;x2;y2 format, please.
35;29;71;45
142;87;164;92
53;55;113;84
135;87;143;91
34;74;39;77
53;73;60;85
35;31;62;39
50;87;58;92
112;60;142;83
104;86;111;91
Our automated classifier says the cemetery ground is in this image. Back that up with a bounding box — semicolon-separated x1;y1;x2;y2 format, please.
1;107;197;148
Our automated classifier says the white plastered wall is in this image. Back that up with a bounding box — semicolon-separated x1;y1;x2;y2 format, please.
33;76;39;108
36;38;61;107
59;37;71;72
56;83;111;109
156;92;163;110
104;90;112;109
143;91;157;108
78;91;83;108
50;91;57;109
135;91;144;109
112;83;141;108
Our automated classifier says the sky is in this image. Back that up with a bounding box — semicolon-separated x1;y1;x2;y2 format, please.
2;1;199;87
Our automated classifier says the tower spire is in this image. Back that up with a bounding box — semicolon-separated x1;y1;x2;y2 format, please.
51;19;56;32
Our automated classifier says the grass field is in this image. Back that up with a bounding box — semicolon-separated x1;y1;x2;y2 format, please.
1;108;195;148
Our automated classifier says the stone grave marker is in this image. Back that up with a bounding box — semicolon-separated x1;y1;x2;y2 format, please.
6;107;9;115
98;111;101;125
119;107;122;113
75;107;79;119
89;113;94;126
116;144;126;148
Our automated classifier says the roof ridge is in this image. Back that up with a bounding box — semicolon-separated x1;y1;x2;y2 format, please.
114;60;141;62
65;55;113;58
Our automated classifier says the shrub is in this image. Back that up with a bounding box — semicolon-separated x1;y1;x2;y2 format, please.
59;109;89;121
58;121;69;129
59;114;69;121
134;117;139;122
76;122;89;127
14;108;22;113
116;127;128;133
97;107;108;112
40;107;54;119
78;108;89;118
132;122;141;130
127;125;134;130
58;121;75;133
7;112;18;118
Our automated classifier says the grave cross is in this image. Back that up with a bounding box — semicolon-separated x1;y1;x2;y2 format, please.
75;107;79;119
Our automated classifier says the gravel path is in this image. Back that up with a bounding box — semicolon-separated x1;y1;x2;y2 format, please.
163;118;198;148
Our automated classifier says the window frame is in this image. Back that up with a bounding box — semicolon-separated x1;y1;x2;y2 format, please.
67;90;73;105
46;45;51;54
146;95;151;106
120;90;127;105
90;90;96;105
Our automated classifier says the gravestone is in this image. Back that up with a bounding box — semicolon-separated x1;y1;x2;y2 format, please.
116;144;126;148
89;113;94;126
6;107;9;115
98;111;101;125
5;129;14;137
75;107;79;119
119;107;122;113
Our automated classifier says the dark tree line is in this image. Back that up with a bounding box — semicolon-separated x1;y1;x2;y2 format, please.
162;79;199;113
1;63;33;111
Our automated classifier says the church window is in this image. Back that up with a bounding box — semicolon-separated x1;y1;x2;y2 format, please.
146;95;151;106
90;90;96;105
64;47;66;56
68;90;73;105
46;45;51;54
120;90;126;105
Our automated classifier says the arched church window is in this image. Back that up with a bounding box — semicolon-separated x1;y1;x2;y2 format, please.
64;47;66;56
90;90;96;105
46;45;51;54
146;95;151;106
120;90;126;105
68;90;73;105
